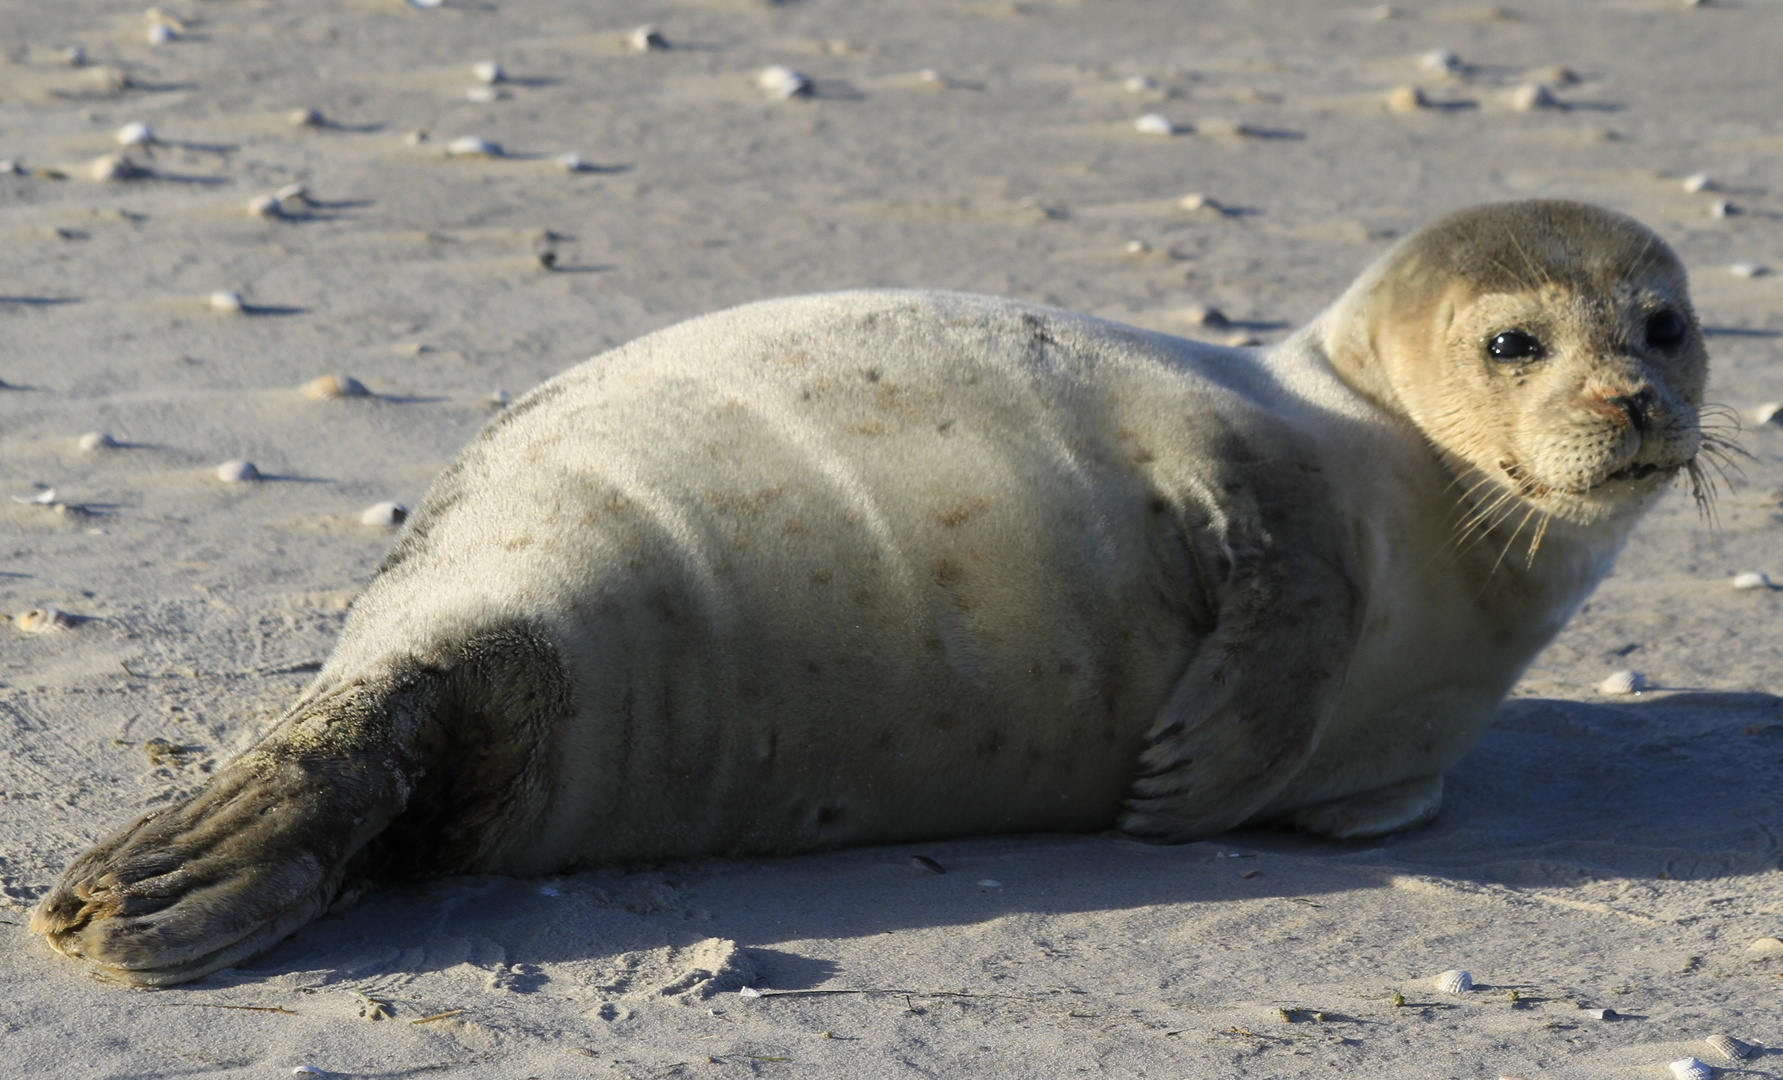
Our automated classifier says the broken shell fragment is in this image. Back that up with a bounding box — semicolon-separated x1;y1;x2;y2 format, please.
1682;172;1715;193
289;107;325;128
1705;1035;1751;1062
147;23;175;45
1509;83;1556;110
1583;1007;1618;1020
471;60;505;84
116;121;154;146
1179;193;1218;212
78;432;118;451
89;153;143;181
1133;113;1177;135
60;45;87;66
16;607;75;633
1745;936;1783;954
1728;262;1765;278
247;193;283;218
558;152;585;172
1755;402;1781;425
216;459;260;483
1432;969;1473;994
1386;85;1428;112
446;135;501;157
757;65;811;99
275;183;310;205
1732;572;1772;590
360;501;408;527
1710;200;1735;218
1668;1059;1711;1080
209;290;245;313
1419;48;1461;74
630;24;667;51
1598;670;1645;695
303;373;369;399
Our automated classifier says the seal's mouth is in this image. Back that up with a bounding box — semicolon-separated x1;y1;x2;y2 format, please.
1594;459;1680;487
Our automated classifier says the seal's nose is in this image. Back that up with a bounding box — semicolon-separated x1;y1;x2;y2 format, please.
1603;387;1656;433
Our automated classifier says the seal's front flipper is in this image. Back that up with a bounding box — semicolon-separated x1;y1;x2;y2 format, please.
1118;532;1359;843
31;677;434;986
1278;773;1443;840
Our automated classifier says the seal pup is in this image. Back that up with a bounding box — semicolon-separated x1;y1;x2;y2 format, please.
35;200;1715;985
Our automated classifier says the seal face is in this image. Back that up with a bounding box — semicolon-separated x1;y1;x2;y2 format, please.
33;200;1711;985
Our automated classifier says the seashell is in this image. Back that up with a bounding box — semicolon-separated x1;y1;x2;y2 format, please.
1125;240;1150;254
1681;172;1715;193
909;855;945;874
216;459;260;483
61;44;87;66
976;879;1002;887
445;135;501;157
275;183;310;205
1746;935;1783;954
146;7;187;32
16;606;75;633
757;65;812;99
1705;1034;1751;1062
1420;48;1461;75
89;153;143;182
1583;1007;1618;1020
1432;969;1473;994
471;60;505;84
116;122;154;147
12;488;56;505
292;1068;327;1077
303;373;369;399
289;107;325;128
1710;200;1735;218
209;290;245;313
1386;85;1428;112
1598;669;1645;695
361;501;408;527
1754;402;1781;425
1731;571;1773;590
0;160;20;175
488;387;512;407
1668;1059;1711;1080
1133;113;1177;135
1728;262;1765;278
1124;75;1158;93
629;24;667;51
78;432;118;451
737;986;763;998
558;152;585;173
247;193;283;218
1509;83;1556;111
1179;304;1229;328
465;86;502;103
147;23;175;45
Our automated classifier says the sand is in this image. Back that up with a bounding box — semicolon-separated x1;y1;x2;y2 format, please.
2;1;1781;1077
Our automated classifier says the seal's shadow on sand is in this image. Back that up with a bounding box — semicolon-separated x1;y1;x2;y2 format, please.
229;692;1782;991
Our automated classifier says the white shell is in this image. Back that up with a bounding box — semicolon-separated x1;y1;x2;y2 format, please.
1432;969;1473;994
275;183;310;205
1133;113;1176;135
757;65;811;99
303;373;369;399
0;160;20;175
472;60;505;84
116;122;153;146
1386;85;1428;112
737;986;763;998
1125;240;1150;254
1668;1059;1711;1080
290;107;325;128
1711;200;1734;218
1728;262;1765;278
216;459;260;483
89;153;143;182
16;607;75;633
630;24;667;51
12;488;56;505
1755;402;1782;425
1509;83;1555;110
1583;1007;1617;1020
1179;303;1229;328
147;23;175;44
558;152;585;173
1598;670;1645;695
406;0;444;7
1745;936;1783;954
247;193;283;218
488;387;513;406
1420;48;1461;74
1123;75;1158;93
446;135;501;157
1705;1034;1750;1062
209;290;246;314
1732;571;1773;591
78;432;118;451
360;501;409;527
1179;193;1213;211
61;45;87;66
1681;172;1715;193
292;1068;327;1077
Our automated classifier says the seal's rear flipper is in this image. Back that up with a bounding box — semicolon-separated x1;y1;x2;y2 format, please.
1277;773;1443;840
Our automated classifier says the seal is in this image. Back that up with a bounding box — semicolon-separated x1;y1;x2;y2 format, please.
34;199;1714;985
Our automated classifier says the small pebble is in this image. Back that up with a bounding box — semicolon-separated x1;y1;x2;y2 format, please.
1584;1007;1618;1020
1419;48;1461;75
247;193;283;219
78;432;118;451
1386;85;1428;112
909;855;945;874
1705;1034;1751;1062
915;69;946;86
1124;74;1158;93
1125;239;1150;254
89;153;143;182
1180;303;1229;328
406;128;430;146
0;160;20;175
361;501;408;527
209;290;245;314
1711;200;1735;218
1598;669;1645;695
488;387;513;407
303;373;369;399
15;606;75;633
757;65;812;99
1728;262;1765;278
1682;172;1715;193
216;459;260;483
1179;193;1216;212
471;60;505;84
290;107;325;128
1755;402;1781;425
446;136;501;157
976;879;1002;888
738;986;763;998
1668;1059;1711;1080
61;45;87;66
1509;83;1556;111
558;152;585;173
1432;969;1473;994
147;23;175;45
629;24;667;51
116;121;153;146
1732;572;1772;590
1133;113;1177;135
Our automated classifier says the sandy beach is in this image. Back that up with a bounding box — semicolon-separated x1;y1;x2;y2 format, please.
3;1;1782;1076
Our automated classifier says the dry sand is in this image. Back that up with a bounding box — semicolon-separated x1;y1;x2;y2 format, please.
3;1;1782;1077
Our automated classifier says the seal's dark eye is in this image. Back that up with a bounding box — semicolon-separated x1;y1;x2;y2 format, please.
1487;330;1543;362
1645;310;1686;349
